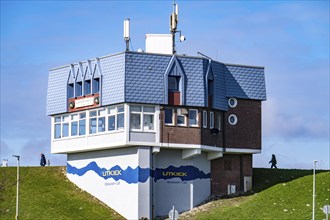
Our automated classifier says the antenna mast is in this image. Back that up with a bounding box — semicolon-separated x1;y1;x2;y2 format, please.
170;0;178;54
124;18;130;51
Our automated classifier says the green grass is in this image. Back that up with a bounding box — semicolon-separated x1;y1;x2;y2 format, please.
1;167;329;220
0;166;124;220
187;170;330;220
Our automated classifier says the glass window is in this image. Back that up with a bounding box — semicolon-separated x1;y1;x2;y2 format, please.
143;114;154;130
117;113;124;130
79;119;86;135
177;109;186;126
55;116;61;123
76;81;82;97
92;78;100;93
62;123;69;137
117;105;124;113
228;98;238;108
84;80;91;95
189;109;198;126
90;111;97;117
68;84;74;98
131;106;141;112
130;113;141;130
80;112;86;119
98;117;105;132
90;118;97;134
203;110;207;128
168;76;180;91
228;114;238;125
144;106;155;113
108;115;115;131
165;108;173;124
210;112;214;129
54;124;61;139
71;121;78;136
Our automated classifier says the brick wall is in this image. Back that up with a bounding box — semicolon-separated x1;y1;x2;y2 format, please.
211;154;252;195
224;99;262;149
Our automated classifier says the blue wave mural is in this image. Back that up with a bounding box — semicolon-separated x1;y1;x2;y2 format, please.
67;162;210;184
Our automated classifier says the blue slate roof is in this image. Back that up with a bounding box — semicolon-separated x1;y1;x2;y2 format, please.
46;51;266;115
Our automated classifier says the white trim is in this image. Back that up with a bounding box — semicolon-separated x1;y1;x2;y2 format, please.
228;114;238;125
228;97;238;108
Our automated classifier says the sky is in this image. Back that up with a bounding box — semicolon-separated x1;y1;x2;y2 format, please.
0;0;329;169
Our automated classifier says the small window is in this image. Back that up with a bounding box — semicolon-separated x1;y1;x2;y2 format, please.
79;113;86;136
203;110;207;128
68;84;74;98
76;81;82;97
92;78;100;93
210;112;214;129
228;98;238;108
177;109;186;126
189;109;198;127
130;113;141;130
84;80;91;95
143;114;154;131
228;114;238;125
117;105;124;130
168;76;180;92
165;108;174;125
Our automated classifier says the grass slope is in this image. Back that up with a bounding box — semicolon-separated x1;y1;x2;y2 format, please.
189;170;330;220
0;166;124;220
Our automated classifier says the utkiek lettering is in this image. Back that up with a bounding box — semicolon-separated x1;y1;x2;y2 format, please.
162;171;187;177
102;170;122;176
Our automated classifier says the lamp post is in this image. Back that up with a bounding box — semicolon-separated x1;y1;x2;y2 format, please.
312;160;318;220
12;155;20;220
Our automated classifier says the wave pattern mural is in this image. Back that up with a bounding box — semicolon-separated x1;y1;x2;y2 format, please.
67;162;210;184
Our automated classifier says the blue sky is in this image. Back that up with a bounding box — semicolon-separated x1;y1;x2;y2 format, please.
1;1;329;169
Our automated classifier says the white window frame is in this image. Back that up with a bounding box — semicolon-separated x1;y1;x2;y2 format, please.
228;97;238;108
176;108;186;126
142;106;155;131
210;112;214;129
188;109;199;127
130;105;155;132
203;110;208;128
228;114;238;125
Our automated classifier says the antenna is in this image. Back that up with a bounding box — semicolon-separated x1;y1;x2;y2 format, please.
170;1;185;54
124;18;130;51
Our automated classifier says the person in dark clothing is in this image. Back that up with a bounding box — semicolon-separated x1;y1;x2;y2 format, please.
269;154;277;169
40;153;46;166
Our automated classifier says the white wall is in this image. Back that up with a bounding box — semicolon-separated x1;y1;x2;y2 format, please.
153;149;210;217
67;147;144;219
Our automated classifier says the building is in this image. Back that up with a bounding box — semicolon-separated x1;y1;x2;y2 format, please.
46;5;266;219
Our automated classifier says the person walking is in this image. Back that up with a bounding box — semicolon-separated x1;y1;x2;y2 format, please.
269;154;277;169
40;153;46;166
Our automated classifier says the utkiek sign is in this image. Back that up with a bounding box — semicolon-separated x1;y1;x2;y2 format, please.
162;172;187;177
102;170;122;177
75;97;94;108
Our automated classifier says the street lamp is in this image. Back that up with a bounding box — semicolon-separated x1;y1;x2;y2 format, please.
312;160;318;220
12;155;20;220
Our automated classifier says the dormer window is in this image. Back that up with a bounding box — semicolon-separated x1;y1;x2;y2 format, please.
84;79;91;95
68;83;74;98
93;77;100;93
75;81;82;97
168;76;180;91
168;76;181;105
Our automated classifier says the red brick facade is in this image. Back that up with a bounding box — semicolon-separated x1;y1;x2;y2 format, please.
159;98;262;195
